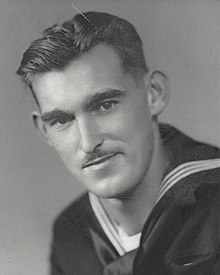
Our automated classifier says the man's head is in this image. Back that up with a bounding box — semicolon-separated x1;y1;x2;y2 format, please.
17;12;169;198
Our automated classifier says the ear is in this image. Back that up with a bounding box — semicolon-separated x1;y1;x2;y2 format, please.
145;70;169;116
32;111;52;146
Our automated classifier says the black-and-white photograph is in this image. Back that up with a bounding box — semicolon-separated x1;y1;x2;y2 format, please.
1;0;220;274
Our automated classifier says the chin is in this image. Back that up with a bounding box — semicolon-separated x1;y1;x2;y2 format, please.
86;175;140;199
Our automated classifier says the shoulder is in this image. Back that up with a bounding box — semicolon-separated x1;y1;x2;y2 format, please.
52;192;94;240
160;123;220;162
160;124;220;187
50;193;104;274
159;124;220;207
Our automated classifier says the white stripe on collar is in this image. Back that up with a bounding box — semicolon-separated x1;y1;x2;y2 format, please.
89;158;220;255
155;158;220;205
89;192;126;256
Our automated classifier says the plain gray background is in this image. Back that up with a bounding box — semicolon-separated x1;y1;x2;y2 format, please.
1;0;220;274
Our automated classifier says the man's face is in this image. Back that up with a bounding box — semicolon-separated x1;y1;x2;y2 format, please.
32;45;155;198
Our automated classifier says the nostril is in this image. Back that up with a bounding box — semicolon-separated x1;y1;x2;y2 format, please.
77;117;104;153
80;134;104;153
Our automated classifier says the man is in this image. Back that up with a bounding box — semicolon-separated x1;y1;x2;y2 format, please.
17;12;220;275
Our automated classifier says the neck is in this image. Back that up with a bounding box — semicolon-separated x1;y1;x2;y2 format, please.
100;124;168;235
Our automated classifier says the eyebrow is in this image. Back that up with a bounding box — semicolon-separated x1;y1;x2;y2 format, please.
41;89;126;122
41;109;74;122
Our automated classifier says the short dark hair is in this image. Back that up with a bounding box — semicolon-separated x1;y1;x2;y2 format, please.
17;11;148;97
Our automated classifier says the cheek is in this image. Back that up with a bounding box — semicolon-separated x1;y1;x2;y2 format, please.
113;102;152;144
47;128;78;160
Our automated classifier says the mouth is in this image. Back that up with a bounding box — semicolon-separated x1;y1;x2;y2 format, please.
83;153;118;169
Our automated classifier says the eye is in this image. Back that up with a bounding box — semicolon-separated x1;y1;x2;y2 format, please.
51;119;66;127
100;101;114;110
50;115;74;129
97;100;118;112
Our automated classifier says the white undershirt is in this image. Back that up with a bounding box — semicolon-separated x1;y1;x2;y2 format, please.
116;224;141;252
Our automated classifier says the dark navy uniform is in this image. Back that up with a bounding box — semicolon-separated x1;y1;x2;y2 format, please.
50;124;220;275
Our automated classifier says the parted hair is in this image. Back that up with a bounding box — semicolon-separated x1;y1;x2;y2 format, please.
17;11;148;91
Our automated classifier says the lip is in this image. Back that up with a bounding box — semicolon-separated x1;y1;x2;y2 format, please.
83;153;117;169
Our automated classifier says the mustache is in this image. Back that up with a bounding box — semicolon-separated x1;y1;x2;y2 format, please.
82;149;119;168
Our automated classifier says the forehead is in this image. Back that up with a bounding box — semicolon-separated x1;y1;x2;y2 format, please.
32;45;131;112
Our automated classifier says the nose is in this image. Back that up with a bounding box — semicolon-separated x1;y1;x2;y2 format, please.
77;116;103;153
